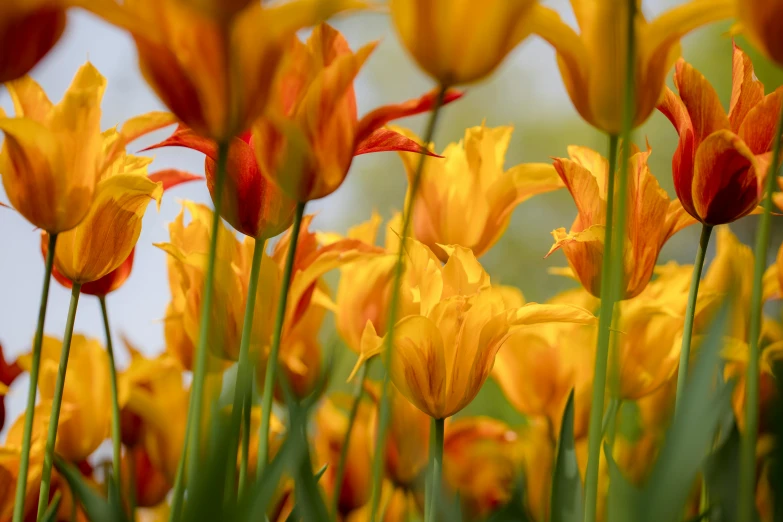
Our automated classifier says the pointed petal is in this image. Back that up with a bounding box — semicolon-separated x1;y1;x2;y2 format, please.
354;127;441;157
673;58;731;143
347;320;383;381
507;303;596;326
354;88;463;146
142;125;218;159
5;75;52;122
729;42;765;131
118;111;179;145
738;87;783;155
148;169;203;191
552;156;604;228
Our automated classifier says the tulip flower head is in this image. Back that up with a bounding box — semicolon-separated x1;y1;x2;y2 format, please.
146;126;297;239
0;0;67;82
397;123;563;261
530;0;735;133
253;23;461;202
737;0;783;67
350;239;595;419
658;44;782;226
0;63;106;234
390;0;539;86
82;0;365;140
17;335;111;462
547;144;695;300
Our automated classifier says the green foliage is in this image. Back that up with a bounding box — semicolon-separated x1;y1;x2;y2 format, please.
550;390;583;522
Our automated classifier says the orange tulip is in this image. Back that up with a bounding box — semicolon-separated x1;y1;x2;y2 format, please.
0;63;105;233
0;1;66;82
80;0;365;141
396;123;563;261
253;23;462;202
737;0;783;67
389;0;539;86
658;44;782;225
0;343;21;432
529;0;735;133
443;417;524;520
45;169;200;296
145;126;296;239
547;144;696;299
121;445;171;508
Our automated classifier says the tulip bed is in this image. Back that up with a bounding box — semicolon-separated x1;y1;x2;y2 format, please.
1;1;783;522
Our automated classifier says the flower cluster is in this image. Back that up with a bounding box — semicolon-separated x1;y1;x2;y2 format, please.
1;1;783;522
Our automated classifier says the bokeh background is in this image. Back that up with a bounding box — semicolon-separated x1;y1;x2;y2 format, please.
2;0;782;434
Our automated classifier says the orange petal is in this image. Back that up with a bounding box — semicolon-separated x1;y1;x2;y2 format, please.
673;58;731;144
739;88;783;155
354;127;440;157
148;169;202;191
729;42;765;132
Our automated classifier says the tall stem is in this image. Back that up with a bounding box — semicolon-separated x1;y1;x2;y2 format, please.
368;84;448;522
427;418;444;522
99;297;123;503
13;233;57;522
332;361;370;515
169;139;230;521
239;386;251;497
738;95;783;522
675;224;713;415
230;237;266;494
36;283;82;521
257;202;306;476
583;2;636;520
583;135;619;522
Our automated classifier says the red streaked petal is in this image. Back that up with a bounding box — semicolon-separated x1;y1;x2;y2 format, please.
354;127;442;157
739;87;783;155
354;88;463;146
728;41;764;132
673;58;730;144
142;125;218;159
148;169;202;191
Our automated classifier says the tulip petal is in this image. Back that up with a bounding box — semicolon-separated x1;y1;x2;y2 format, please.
354;88;463;146
142;124;217;159
387;315;447;419
729;42;765;132
673;58;731;144
661;200;699;243
6;75;52;123
347;320;383;381
552;156;604;229
738;88;783;155
546;225;606;297
507;303;596;327
55;174;164;283
148;169;203;191
354;127;441;157
118;111;179;145
692;130;761;225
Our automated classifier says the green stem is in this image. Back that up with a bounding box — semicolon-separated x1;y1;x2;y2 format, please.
584;2;636;520
128;448;137;521
738;91;783;522
36;282;82;521
583;134;619;522
427;418;444;522
257;201;306;477
332;361;370;516
675;224;713;415
13;233;57;522
230;237;266;495
239;386;251;497
368;84;448;522
169;139;230;521
99;297;123;504
425;417;436;521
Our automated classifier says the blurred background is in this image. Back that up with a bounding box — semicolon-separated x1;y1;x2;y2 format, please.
2;0;782;434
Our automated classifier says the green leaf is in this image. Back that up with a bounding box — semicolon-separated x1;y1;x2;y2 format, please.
703;423;743;522
550;390;583;522
605;443;643;522
40;491;62;522
54;456;127;522
486;475;531;522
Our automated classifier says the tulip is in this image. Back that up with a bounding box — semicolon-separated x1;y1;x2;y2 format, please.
80;0;365;141
529;0;735;134
0;0;67;82
0;63;106;234
314;397;375;516
517;420;555;522
145;126;296;239
16;335;110;462
737;0;783;67
383;385;430;489
389;0;539;86
350;239;596;419
547;144;696;300
658;44;782;226
443;417;524;520
253;23;462;203
122;445;172;508
396;123;563;261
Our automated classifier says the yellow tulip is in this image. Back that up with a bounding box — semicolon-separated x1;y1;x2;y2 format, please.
529;0;735;133
737;0;783;67
390;0;539;85
0;0;67;82
0;63;106;234
17;335;111;462
517;420;554;522
350;239;595;419
547;144;696;299
81;0;364;141
396;123;563;261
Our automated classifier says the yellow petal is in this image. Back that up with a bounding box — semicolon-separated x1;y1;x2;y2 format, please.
507;302;597;326
6;75;52;122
